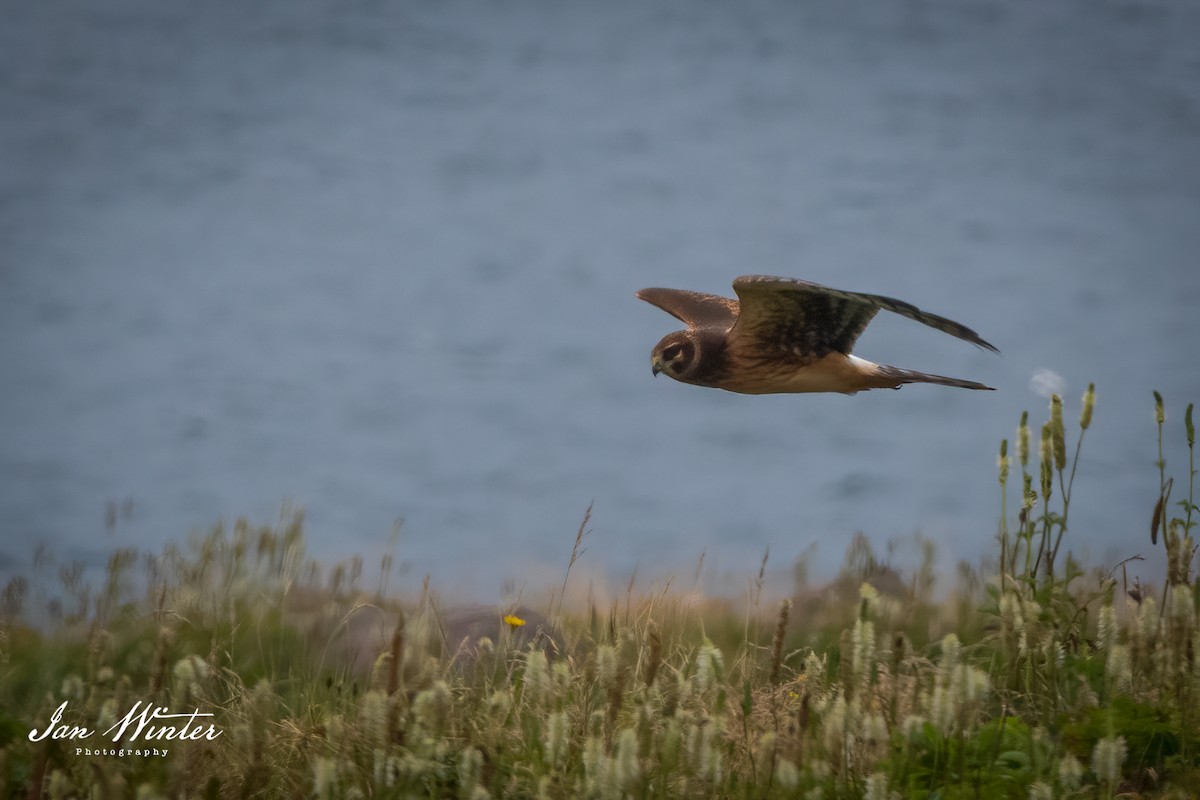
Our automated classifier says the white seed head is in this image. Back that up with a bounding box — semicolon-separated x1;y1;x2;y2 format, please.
1091;735;1127;786
1057;753;1084;789
775;758;800;790
1028;781;1053;800
544;711;569;767
1097;605;1118;653
1106;644;1132;693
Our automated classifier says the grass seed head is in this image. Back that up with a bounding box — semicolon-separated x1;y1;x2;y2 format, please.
1080;383;1095;431
1050;395;1067;471
998;439;1009;486
1039;423;1053;500
1092;735;1128;787
775;758;800;790
1018;411;1030;467
1028;781;1053;800
1057;754;1084;789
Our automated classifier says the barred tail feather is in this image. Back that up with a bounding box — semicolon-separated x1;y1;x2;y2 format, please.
877;364;994;391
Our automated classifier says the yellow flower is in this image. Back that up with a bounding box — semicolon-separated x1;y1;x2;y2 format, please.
503;614;526;628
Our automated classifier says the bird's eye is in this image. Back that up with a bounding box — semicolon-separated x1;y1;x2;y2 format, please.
663;344;682;361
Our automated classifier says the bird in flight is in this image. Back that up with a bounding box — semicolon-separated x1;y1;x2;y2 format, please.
636;276;997;394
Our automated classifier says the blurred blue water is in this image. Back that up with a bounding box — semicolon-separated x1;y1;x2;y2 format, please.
2;0;1198;599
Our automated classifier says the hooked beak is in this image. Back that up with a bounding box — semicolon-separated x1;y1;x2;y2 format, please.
651;357;662;377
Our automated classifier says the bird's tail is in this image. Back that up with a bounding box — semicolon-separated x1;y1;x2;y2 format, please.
877;364;994;391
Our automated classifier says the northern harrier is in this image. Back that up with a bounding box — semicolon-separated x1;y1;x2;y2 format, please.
636;276;997;394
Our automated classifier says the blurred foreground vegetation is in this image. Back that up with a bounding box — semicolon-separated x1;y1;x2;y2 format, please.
1;389;1198;799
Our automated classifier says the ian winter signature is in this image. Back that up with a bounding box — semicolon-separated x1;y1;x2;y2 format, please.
28;701;222;746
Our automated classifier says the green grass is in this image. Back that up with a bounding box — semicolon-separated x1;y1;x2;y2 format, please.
1;388;1197;798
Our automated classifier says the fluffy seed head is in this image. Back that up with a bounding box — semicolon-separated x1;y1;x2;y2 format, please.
1039;423;1053;500
998;439;1009;486
1092;735;1127;786
1050;395;1067;470
1080;383;1095;431
1058;754;1084;790
1018;411;1030;467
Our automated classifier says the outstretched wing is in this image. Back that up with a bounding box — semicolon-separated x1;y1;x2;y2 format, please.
635;287;738;329
728;276;998;360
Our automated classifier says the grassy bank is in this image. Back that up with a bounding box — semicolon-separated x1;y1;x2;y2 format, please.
1;389;1197;798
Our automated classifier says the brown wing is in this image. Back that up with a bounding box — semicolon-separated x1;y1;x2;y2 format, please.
729;276;999;357
635;287;738;329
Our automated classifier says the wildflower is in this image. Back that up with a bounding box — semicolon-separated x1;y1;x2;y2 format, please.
1080;383;1095;431
503;613;526;628
1154;391;1165;425
1186;402;1194;446
1092;735;1127;786
998;439;1009;486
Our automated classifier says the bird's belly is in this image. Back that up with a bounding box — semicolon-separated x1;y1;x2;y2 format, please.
720;353;884;395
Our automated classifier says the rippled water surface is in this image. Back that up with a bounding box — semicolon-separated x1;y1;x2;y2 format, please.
2;0;1199;598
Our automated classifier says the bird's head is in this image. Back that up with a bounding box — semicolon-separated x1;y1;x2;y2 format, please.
650;331;699;381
